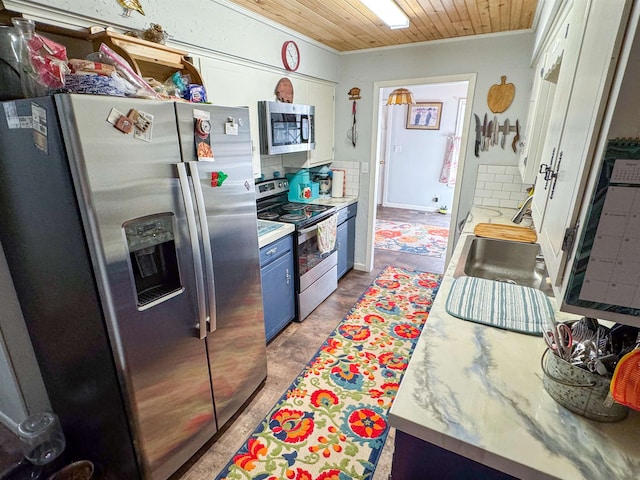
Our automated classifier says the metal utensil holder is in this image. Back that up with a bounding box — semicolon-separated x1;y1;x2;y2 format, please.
541;348;629;422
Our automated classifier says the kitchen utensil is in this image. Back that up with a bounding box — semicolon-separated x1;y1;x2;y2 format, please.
492;115;499;145
482;113;487;149
473;223;537;243
512;119;520;153
485;120;493;151
351;99;357;147
544;322;573;360
541;348;629;422
487;75;515;113
610;348;640;410
501;118;509;149
474;113;481;157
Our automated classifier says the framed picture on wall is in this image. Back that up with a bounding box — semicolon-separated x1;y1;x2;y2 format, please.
406;102;442;130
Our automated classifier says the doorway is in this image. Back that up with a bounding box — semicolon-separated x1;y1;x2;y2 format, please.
364;74;477;272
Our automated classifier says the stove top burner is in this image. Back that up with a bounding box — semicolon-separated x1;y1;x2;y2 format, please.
306;204;327;212
258;212;279;220
282;203;307;211
280;213;307;222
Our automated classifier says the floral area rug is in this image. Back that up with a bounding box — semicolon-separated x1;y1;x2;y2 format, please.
215;266;441;480
374;219;448;257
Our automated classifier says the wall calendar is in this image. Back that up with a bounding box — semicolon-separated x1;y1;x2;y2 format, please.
564;139;640;319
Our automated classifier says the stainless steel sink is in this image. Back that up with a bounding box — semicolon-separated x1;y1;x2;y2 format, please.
454;236;553;296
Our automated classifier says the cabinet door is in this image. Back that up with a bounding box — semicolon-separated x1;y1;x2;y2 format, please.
308;81;335;166
534;0;632;286
198;57;282;179
337;215;356;279
346;216;356;272
518;57;556;184
337;220;348;279
283;81;335;168
261;249;295;342
530;0;587;227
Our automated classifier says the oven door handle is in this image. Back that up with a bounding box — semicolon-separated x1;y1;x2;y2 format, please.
298;224;319;236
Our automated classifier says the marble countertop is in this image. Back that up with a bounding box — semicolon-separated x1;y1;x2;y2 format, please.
388;206;640;479
257;220;294;249
309;195;358;208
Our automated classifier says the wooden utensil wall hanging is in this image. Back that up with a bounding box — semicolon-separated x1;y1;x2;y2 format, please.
347;87;360;147
275;77;294;103
487;75;515;113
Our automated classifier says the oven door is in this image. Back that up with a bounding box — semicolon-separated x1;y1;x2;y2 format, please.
297;216;337;292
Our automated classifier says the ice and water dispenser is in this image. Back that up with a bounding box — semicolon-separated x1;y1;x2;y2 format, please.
124;213;182;308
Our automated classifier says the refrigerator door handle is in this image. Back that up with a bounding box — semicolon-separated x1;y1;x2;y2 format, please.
177;162;209;340
187;161;217;333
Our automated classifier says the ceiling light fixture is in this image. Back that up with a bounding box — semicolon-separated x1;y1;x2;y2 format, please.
360;0;410;29
387;87;415;105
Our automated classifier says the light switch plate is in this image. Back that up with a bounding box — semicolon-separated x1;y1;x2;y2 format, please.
361;162;369;174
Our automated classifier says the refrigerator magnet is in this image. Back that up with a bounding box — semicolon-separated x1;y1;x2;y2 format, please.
31;102;48;154
133;111;154;142
211;171;228;187
193;110;214;161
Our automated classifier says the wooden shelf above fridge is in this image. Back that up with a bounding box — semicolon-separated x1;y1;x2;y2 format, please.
87;27;202;85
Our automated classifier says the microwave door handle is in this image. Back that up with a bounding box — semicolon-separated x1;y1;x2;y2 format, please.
187;161;217;333
301;115;309;142
177;163;208;340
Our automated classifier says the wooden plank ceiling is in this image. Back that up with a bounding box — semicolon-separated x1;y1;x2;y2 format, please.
227;0;538;52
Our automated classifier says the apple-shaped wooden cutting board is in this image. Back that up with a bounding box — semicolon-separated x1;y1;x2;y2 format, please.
487;76;515;113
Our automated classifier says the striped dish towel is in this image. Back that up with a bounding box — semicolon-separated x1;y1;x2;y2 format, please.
445;276;553;335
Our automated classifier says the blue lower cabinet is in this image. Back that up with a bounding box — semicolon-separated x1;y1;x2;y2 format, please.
391;431;517;479
260;234;295;342
337;203;357;279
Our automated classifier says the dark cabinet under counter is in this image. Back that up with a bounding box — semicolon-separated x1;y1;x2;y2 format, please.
260;234;295;342
336;202;357;279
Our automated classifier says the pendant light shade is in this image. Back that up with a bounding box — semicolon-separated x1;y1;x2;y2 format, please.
387;87;415;105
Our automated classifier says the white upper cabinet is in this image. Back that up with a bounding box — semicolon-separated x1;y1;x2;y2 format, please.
307;81;335;166
198;56;282;178
529;0;634;290
283;81;336;168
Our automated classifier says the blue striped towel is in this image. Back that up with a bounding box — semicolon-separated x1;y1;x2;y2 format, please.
445;276;554;335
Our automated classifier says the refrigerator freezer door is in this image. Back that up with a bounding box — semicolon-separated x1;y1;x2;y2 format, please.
175;103;267;428
56;95;217;479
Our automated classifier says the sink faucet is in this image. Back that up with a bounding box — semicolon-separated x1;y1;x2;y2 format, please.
512;194;534;224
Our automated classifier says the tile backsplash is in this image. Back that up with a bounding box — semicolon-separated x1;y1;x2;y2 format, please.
474;164;531;209
259;156;360;197
329;161;360;197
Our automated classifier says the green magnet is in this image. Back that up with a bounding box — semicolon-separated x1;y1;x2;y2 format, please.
211;171;228;187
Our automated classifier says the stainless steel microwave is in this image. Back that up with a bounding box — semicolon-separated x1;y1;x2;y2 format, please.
258;101;315;155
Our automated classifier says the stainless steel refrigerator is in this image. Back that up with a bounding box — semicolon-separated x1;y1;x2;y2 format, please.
0;95;267;479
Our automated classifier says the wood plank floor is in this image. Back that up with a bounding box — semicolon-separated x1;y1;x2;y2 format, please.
0;207;452;480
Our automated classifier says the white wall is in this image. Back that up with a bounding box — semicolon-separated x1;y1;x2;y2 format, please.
381;82;467;211
335;32;536;268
